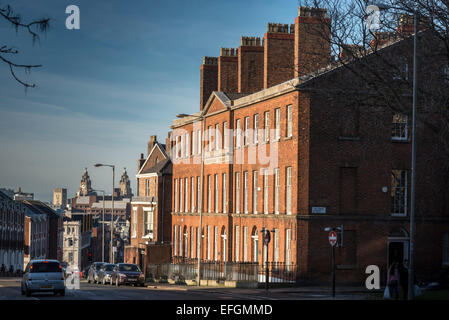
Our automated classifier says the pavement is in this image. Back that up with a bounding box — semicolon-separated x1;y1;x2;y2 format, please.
0;277;374;300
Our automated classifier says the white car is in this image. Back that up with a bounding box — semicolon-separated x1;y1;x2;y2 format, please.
21;260;66;297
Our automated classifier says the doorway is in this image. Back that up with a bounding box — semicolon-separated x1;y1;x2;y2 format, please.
387;227;409;268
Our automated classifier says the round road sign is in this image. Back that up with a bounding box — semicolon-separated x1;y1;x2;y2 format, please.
329;231;337;246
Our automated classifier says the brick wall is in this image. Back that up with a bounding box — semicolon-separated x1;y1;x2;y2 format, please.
238;37;264;94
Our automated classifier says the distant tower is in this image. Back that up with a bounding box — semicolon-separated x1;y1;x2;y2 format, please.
77;168;94;196
119;168;132;198
53;188;68;208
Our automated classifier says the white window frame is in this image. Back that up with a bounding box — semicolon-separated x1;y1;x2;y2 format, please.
174;179;178;212
263;169;269;214
275;108;281;140
180;178;184;213
185;177;188;213
253;114;259;144
208;126;213;151
174;225;178;256
235;172;240;214
287;105;292;137
208;175;212;213
190;226;194;259
264;111;270;143
214;174;219;213
244;171;249;214
207;225;211;260
214;226;218;261
192;131;196;155
197;130;201;155
223;122;228;150
244;116;250;146
285;229;291;266
191;177;195;212
236;119;241;148
274;168;280;214
215;124;220;150
235;225;240;262
273;228;279;263
391;169;408;217
286;167;292;215
185;133;189;157
145;179;150;197
392;113;409;141
223;173;227;213
132;208;137;238
197;176;201;213
243;226;248;262
253;170;258;214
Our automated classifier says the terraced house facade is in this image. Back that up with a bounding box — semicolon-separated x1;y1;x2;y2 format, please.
169;6;449;284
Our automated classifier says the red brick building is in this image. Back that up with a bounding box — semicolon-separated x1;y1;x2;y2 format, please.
169;6;449;285
125;136;172;272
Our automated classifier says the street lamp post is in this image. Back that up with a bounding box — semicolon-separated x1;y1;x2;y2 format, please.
93;189;105;263
94;163;115;264
373;2;418;300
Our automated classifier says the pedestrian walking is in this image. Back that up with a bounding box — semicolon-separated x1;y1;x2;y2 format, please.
399;260;409;300
387;261;400;300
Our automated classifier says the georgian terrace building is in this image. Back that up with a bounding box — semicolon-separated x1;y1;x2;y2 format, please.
168;6;449;284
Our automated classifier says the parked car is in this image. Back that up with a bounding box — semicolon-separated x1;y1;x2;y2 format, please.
98;263;116;285
111;263;145;287
21;259;65;297
87;262;104;284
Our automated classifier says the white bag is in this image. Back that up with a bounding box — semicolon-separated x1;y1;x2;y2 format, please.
414;285;422;297
383;286;392;299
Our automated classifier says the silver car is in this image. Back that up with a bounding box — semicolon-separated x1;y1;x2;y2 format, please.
21;260;66;297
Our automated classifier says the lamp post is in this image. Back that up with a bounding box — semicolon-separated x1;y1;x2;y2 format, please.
176;113;204;286
372;2;418;300
94;163;115;264
93;189;105;263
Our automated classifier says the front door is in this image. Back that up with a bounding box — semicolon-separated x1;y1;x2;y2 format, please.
139;251;145;272
388;240;409;268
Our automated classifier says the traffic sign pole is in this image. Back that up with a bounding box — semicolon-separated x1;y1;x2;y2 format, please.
328;230;337;298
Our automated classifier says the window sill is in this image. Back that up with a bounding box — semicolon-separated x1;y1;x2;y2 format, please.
284;136;293;141
338;136;360;141
390;214;407;217
391;138;409;143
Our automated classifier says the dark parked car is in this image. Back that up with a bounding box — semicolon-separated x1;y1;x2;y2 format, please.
87;262;104;284
98;263;116;285
111;263;145;287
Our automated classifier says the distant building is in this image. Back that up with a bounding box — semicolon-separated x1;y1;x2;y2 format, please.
76;168;96;197
125;135;172;272
119;168;133;198
23;202;49;266
0;190;25;271
53;188;68;209
62;220;84;270
21;200;63;263
13;187;34;201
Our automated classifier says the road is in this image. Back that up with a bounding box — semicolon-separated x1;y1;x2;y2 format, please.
0;278;367;300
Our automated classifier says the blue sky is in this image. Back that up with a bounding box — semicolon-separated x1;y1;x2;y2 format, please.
0;0;300;202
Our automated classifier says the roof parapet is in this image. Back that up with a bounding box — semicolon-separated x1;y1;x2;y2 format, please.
240;36;262;47
220;48;238;57
203;56;218;65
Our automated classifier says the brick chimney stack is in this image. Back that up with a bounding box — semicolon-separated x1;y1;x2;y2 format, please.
264;23;295;89
200;56;218;110
138;153;145;171
147;135;157;156
294;7;331;78
218;48;238;93
238;36;264;93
